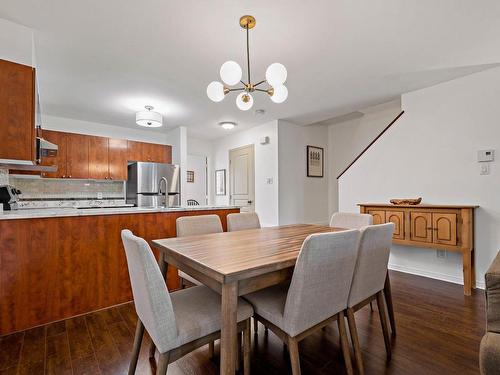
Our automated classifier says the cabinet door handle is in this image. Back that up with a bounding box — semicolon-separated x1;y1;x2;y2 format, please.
105;177;108;180
62;175;66;178
110;177;113;180
69;175;72;178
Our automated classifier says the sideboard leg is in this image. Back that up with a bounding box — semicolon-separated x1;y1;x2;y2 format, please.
463;250;472;296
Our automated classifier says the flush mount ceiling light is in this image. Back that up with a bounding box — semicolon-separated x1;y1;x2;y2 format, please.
219;121;237;130
207;15;288;111
136;105;162;127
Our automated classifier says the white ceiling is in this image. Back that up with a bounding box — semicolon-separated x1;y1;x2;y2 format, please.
1;0;500;139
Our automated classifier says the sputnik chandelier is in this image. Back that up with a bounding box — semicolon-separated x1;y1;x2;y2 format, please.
206;15;288;111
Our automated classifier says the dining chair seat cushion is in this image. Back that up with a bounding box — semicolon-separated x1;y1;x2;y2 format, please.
178;270;202;286
170;285;254;349
243;282;290;330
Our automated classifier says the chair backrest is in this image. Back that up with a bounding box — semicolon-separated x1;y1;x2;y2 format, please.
227;212;261;232
330;212;373;229
121;230;177;353
282;229;360;337
176;214;223;237
348;223;395;308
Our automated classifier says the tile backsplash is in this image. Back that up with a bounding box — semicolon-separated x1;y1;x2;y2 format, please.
0;168;8;185
10;175;125;200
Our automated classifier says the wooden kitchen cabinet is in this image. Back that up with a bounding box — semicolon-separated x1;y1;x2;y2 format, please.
0;59;36;162
88;135;109;179
0;208;239;335
39;131;171;180
359;203;477;295
66;133;89;179
127;140;143;162
108;138;128;180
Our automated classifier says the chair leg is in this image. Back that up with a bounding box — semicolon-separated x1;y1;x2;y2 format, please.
253;317;258;334
128;319;145;375
376;291;392;360
156;352;170;375
208;341;214;359
346;308;364;375
369;301;374;312
384;273;397;335
287;336;301;375
243;319;251;375
149;341;156;360
337;311;354;375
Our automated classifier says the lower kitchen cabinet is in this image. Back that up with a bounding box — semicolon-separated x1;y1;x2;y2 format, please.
0;208;239;335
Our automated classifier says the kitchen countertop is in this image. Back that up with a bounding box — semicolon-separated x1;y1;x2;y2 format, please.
0;205;240;220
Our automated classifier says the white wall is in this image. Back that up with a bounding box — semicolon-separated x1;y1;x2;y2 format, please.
187;136;214;205
185;154;207;205
327;100;402;216
339;67;500;288
212;121;279;227
0;18;34;66
278;120;330;225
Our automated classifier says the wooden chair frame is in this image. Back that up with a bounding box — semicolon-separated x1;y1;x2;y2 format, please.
129;318;251;375
253;311;353;375
346;290;392;375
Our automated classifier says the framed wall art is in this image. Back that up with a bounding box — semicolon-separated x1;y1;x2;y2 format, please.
215;169;226;195
307;145;324;177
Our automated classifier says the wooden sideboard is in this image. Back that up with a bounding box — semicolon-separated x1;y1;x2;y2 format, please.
359;203;477;295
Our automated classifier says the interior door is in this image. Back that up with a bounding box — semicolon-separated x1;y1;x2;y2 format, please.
229;145;255;212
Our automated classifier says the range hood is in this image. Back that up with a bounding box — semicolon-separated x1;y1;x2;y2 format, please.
0;137;58;172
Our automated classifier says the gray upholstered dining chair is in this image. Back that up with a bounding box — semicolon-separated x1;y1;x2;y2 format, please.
345;223;395;374
176;214;223;288
329;212;373;229
244;230;361;375
121;230;253;375
227;212;261;232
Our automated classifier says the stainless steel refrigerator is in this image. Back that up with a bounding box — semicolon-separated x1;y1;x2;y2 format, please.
126;162;181;207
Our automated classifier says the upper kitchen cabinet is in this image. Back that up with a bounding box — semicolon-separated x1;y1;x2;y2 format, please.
66;133;89;179
0;59;36;162
127;140;143;162
88;136;109;180
108;138;128;180
144;143;172;163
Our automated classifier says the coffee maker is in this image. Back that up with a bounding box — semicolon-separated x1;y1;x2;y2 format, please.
0;185;21;210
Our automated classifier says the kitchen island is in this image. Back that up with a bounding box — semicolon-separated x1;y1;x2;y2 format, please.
0;206;239;335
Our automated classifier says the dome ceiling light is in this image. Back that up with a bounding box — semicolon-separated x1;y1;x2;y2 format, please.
219;121;237;130
207;15;288;111
136;105;162;128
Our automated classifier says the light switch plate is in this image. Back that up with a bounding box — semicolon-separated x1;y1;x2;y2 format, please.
478;149;495;162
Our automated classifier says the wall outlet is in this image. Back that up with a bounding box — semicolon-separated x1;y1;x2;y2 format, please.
266;177;273;184
97;192;103;199
480;163;490;175
436;250;446;259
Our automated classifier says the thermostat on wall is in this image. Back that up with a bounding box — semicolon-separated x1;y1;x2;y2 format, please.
478;150;495;162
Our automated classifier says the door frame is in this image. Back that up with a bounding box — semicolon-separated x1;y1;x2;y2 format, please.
228;144;255;211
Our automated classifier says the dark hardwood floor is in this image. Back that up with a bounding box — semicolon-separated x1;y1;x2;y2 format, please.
0;270;485;374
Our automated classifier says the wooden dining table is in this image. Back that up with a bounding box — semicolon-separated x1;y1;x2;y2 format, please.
152;223;395;375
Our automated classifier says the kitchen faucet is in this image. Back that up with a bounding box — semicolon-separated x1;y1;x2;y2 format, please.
157;177;168;208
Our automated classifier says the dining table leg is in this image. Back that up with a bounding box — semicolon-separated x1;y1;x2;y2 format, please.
221;281;238;375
